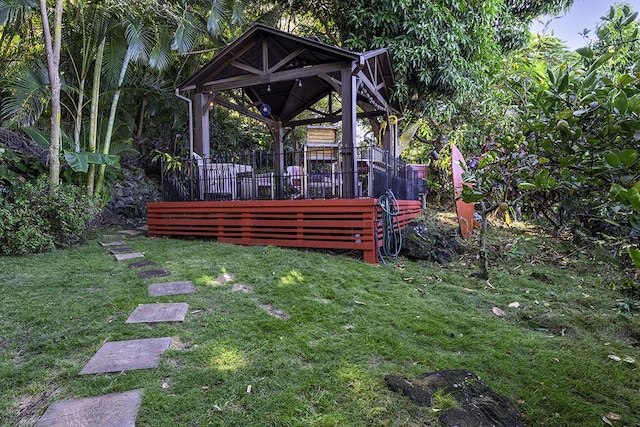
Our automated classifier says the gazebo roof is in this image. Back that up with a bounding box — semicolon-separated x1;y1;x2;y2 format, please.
178;23;401;126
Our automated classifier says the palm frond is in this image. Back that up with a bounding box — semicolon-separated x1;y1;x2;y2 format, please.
0;0;36;26
207;0;230;35
172;9;198;54
1;61;50;126
122;15;153;63
101;37;127;88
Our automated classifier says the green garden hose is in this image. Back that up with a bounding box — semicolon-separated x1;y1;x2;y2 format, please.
378;189;402;261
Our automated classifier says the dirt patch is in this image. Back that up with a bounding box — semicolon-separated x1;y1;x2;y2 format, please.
231;283;253;293
215;272;236;285
260;304;290;320
14;387;61;426
169;336;191;350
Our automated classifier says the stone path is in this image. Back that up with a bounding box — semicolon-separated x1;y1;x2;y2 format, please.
36;228;196;426
36;226;289;425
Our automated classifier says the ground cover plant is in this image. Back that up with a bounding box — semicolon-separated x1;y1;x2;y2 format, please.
1;217;638;426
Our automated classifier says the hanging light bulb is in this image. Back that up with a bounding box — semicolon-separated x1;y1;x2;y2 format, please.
298;79;303;87
267;84;271;92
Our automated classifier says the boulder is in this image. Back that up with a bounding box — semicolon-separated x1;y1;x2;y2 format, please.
400;221;459;263
385;369;524;427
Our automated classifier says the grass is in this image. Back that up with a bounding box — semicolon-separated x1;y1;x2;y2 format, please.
1;215;639;426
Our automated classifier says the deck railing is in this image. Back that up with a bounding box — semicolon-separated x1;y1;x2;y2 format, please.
160;146;426;202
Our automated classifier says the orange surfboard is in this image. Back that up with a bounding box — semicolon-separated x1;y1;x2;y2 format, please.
451;144;476;239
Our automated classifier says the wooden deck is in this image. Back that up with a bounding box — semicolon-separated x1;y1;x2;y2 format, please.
147;198;421;263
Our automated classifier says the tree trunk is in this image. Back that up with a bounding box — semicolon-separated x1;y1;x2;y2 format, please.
478;201;489;280
86;37;105;196
39;0;63;188
94;48;132;197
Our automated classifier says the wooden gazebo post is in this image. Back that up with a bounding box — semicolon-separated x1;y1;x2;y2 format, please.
272;121;285;199
194;92;210;157
341;66;358;199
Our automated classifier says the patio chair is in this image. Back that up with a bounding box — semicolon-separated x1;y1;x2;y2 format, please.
286;165;303;198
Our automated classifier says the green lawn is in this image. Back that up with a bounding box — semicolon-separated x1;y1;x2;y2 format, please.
1;221;638;426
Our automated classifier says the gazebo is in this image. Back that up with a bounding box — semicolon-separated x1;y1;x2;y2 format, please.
147;24;422;263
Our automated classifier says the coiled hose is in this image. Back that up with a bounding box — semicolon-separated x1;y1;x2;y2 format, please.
378;189;402;262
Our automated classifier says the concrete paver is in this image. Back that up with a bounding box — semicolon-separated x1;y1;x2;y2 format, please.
125;303;189;323
108;247;135;254
148;281;196;297
79;337;171;375
35;389;143;427
114;252;144;261
99;241;126;247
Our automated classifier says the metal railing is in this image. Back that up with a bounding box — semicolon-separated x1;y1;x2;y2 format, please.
160;146;424;202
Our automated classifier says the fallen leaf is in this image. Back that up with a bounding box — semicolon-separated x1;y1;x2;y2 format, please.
354;300;366;305
201;385;209;391
508;301;520;308
213;404;222;411
463;287;475;293
516;398;525;405
605;413;622;421
247;384;252;393
622;356;636;364
492;307;506;317
161;382;169;389
348;381;354;388
608;354;622;362
602;416;614;427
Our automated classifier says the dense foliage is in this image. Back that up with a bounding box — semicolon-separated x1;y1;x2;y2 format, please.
459;4;640;270
0;177;98;255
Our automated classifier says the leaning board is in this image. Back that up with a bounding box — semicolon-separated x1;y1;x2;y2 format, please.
451;144;476;239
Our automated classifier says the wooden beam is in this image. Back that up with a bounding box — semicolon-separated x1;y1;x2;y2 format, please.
283;110;385;127
230;60;265;76
197;61;350;92
268;48;305;73
213;95;275;126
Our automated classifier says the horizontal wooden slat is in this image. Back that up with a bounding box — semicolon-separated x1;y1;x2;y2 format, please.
147;198;420;264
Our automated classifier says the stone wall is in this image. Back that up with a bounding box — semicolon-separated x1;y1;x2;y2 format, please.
102;167;161;226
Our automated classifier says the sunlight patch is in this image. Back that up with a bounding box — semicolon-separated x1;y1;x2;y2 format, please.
207;343;247;371
279;270;304;287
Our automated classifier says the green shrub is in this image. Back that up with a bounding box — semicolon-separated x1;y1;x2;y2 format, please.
0;177;98;255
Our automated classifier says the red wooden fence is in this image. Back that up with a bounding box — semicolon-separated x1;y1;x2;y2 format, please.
147;198;421;264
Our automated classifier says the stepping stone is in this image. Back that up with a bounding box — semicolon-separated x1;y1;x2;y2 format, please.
119;229;145;237
114;252;144;261
99;241;126;247
126;303;189;323
35;389;143;427
138;269;171;279
102;234;123;241
80;337;172;375
128;260;157;269
148;281;196;297
108;246;136;254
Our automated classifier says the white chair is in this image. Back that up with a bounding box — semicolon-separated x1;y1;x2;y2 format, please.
286;165;303;198
192;152;207;199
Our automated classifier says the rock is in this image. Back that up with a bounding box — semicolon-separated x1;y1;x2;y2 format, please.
400;221;459;263
385;369;523;427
